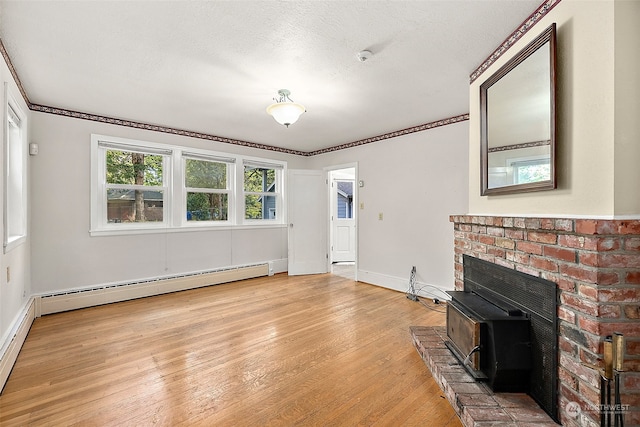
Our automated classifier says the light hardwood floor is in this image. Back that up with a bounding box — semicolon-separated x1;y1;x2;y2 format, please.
0;272;461;426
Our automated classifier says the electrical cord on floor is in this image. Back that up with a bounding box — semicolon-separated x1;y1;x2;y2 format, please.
418;297;447;313
407;283;448;313
413;283;451;302
405;266;448;313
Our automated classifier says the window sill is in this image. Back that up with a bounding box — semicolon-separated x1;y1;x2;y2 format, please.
4;235;27;254
89;223;287;237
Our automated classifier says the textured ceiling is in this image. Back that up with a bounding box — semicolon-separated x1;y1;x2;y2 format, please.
0;0;542;153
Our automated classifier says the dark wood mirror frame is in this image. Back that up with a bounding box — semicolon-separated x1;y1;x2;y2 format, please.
480;23;557;196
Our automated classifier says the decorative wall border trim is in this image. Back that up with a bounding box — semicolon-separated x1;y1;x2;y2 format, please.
469;0;562;83
488;139;550;153
28;104;467;157
0;38;31;107
306;114;470;156
29;104;309;156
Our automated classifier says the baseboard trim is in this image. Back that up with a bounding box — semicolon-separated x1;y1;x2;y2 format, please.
38;263;271;316
0;298;36;394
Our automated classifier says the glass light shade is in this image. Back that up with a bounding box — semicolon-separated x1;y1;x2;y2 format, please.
266;101;305;127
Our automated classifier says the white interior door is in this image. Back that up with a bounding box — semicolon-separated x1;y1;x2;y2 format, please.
287;169;328;275
331;179;356;262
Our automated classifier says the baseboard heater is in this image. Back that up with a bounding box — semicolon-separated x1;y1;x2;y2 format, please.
38;263;269;316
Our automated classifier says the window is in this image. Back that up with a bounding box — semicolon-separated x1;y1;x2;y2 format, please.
4;87;27;252
92;137;171;232
243;161;282;220
106;147;167;223
336;181;354;219
511;157;551;185
91;135;286;235
184;154;233;222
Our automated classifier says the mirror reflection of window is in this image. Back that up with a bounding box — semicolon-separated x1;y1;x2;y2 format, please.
488;167;509;188
512;158;551;184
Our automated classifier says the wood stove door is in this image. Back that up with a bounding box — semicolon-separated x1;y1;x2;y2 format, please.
446;302;481;370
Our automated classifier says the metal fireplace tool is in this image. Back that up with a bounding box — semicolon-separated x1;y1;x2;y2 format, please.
601;332;625;427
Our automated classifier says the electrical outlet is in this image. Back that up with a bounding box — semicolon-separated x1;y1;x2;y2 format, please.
360;202;364;210
6;266;10;283
378;212;383;220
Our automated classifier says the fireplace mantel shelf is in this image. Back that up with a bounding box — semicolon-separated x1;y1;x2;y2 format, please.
410;325;558;427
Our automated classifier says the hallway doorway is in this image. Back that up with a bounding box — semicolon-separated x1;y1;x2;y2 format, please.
328;166;357;281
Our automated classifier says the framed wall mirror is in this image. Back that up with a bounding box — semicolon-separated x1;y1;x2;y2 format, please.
480;23;557;196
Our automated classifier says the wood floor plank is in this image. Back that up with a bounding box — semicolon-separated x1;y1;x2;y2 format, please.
0;272;461;426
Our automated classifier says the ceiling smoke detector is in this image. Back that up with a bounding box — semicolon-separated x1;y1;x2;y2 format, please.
356;50;373;62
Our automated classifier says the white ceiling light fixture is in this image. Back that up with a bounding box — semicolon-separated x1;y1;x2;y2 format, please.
266;89;305;128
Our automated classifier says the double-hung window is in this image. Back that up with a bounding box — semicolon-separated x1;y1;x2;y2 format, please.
94;139;171;231
243;161;282;221
4;87;27;252
91;135;286;234
184;153;234;223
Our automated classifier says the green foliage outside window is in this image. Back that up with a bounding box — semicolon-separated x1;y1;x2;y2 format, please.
244;167;275;191
185;159;226;189
186;159;228;221
515;163;550;184
106;150;163;185
106;149;164;222
244;167;276;219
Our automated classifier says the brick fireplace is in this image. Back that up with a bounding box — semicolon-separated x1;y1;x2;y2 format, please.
449;215;639;427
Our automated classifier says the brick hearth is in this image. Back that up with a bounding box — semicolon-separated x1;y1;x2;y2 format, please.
449;216;639;427
410;325;558;427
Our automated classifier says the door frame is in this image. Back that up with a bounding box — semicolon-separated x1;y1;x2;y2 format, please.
326;163;358;281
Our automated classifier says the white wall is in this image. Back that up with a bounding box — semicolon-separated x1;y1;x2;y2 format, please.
28;112;469;301
307;122;469;297
0;55;32;354
468;0;638;217
29;112;305;294
614;0;640;215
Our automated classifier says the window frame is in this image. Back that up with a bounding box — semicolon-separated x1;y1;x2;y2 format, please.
3;84;28;253
242;160;284;223
91;135;286;236
92;138;172;233
182;153;235;226
510;156;552;185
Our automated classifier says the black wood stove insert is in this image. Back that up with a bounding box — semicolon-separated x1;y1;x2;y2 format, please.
446;289;532;391
446;255;559;422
